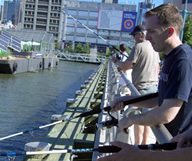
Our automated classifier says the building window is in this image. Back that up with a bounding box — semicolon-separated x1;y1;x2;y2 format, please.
89;11;98;17
182;0;192;3
78;19;87;25
76;28;86;33
68;10;77;16
78;10;88;16
88;20;97;26
67;18;76;24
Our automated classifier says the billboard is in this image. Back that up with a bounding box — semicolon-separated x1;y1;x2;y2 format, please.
97;10;123;31
97;9;137;33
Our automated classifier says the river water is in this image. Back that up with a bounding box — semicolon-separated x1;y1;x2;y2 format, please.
0;61;98;161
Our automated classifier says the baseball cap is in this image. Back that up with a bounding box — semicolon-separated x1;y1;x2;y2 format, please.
130;25;146;36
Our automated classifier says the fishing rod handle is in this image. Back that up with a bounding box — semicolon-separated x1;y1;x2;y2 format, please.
77;108;102;118
97;119;118;129
103;93;158;112
97;142;177;153
123;92;158;106
138;142;177;150
96;146;121;153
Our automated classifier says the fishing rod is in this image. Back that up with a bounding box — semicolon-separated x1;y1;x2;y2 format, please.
71;92;158;128
0;109;101;141
0;142;178;157
0;106;108;141
76;92;158;117
0;119;66;141
61;9;128;58
0;86;157;141
75;92;159;128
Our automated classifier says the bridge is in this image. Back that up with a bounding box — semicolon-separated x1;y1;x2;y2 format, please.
57;52;107;64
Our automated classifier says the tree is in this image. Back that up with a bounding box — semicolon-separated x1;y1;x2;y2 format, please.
75;43;84;53
183;15;192;46
84;43;90;54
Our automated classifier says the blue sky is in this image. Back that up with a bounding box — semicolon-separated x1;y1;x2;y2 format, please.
0;0;164;6
0;0;5;5
119;0;164;7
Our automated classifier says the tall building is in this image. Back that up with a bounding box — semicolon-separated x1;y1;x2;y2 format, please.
21;0;136;50
21;0;64;41
164;0;192;11
3;0;20;25
102;0;118;3
137;0;155;25
0;5;3;24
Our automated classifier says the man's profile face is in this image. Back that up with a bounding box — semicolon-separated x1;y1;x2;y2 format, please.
145;16;167;52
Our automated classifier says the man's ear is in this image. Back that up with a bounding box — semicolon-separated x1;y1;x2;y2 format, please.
168;26;174;37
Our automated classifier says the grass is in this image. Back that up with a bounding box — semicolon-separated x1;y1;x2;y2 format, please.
0;50;11;58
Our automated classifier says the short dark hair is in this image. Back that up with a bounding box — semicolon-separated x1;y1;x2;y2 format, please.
119;43;126;52
144;3;183;34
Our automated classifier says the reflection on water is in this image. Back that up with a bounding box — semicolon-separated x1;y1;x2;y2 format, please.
0;61;97;161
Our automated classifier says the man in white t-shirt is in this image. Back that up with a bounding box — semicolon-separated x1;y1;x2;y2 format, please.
114;25;160;145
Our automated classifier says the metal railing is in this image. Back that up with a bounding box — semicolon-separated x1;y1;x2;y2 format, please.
57;52;107;63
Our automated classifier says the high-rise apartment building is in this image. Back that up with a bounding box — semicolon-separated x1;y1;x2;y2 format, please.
21;0;64;41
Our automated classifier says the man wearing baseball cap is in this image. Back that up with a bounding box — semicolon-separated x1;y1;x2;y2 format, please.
114;24;160;145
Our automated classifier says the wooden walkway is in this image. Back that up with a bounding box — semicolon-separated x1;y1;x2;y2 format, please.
25;63;107;161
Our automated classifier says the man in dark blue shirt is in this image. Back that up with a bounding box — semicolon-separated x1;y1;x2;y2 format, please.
113;3;192;137
158;44;192;136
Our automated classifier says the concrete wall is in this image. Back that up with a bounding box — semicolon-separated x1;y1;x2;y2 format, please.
0;57;59;74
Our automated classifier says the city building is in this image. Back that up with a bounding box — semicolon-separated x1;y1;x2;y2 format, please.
21;0;136;51
20;0;63;41
137;0;155;25
2;0;20;25
0;5;3;24
62;1;136;51
164;0;192;11
102;0;118;3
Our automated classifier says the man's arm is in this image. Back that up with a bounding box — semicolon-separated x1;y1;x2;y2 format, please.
118;99;183;131
132;99;183;125
117;59;133;71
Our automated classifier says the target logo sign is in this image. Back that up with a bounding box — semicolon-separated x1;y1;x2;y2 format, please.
124;19;134;30
121;12;137;32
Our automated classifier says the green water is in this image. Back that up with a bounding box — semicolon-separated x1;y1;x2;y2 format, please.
0;61;98;160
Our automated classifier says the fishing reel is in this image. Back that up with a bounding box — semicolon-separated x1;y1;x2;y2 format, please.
97;106;118;129
97;119;118;129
